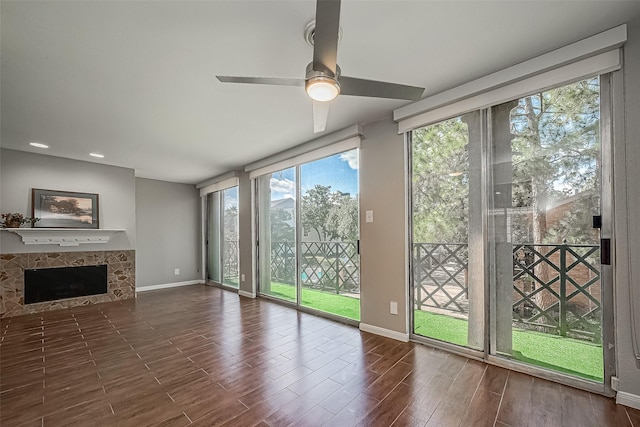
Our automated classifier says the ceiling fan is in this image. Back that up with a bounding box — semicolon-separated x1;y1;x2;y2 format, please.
216;0;425;133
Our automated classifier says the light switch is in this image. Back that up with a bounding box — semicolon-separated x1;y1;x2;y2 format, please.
365;210;374;223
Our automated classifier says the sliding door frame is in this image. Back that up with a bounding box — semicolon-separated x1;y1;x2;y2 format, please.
205;187;239;290
407;74;616;397
253;153;361;327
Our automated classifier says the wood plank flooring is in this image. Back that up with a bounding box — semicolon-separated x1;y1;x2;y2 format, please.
1;285;637;426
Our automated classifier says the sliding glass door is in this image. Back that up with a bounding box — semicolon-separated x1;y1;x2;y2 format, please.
488;77;605;382
257;150;360;321
257;168;297;302
300;152;360;320
410;76;611;385
207;192;222;283
410;112;483;351
207;187;239;288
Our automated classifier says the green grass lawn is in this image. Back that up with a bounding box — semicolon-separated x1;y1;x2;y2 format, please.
256;282;601;381
414;310;603;382
262;282;360;321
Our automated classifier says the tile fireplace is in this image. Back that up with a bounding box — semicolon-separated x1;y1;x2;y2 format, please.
0;250;135;318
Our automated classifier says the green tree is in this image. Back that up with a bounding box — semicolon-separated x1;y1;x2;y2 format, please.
223;205;238;241
301;185;333;241
411;78;600;247
326;193;359;241
301;184;359;241
270;209;294;242
412;117;470;244
509;77;600;245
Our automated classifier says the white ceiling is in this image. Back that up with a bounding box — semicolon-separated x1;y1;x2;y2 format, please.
2;1;639;184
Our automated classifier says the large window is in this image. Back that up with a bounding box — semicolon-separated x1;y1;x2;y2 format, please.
409;77;610;385
256;149;360;321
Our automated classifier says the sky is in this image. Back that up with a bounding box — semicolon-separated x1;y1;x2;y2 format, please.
223;186;238;208
269;149;359;200
217;149;359;207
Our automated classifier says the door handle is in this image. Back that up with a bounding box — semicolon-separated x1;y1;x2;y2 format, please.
593;215;602;229
601;238;611;265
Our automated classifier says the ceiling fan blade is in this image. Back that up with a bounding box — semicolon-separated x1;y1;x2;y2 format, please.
216;76;305;87
339;76;424;100
312;0;341;76
313;100;330;133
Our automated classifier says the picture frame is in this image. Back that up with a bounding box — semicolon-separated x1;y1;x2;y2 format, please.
32;189;99;229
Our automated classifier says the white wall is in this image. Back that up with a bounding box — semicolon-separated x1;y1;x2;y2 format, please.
135;177;200;287
0;149;135;253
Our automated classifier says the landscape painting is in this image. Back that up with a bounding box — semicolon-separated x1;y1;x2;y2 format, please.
32;189;99;229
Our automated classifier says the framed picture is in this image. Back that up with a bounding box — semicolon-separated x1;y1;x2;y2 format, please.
32;189;99;229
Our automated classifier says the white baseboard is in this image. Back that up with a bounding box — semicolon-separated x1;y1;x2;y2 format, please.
359;323;409;342
136;280;204;292
617;391;640;410
238;290;256;298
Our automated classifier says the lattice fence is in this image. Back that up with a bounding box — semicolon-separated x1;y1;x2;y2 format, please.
270;241;360;294
412;242;601;341
413;243;469;314
222;240;239;283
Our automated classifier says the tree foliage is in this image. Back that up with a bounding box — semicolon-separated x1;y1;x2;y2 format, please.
412;117;470;243
301;185;333;241
301;184;358;241
325;193;358;241
270;208;294;242
42;196;83;214
411;77;601;246
509;77;600;244
223;205;238;241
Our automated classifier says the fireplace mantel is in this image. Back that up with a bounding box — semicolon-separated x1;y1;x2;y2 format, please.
2;228;125;247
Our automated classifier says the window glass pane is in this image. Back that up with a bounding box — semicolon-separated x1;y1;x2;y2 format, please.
222;187;239;288
300;149;360;321
258;168;297;302
207;192;221;283
411;112;482;350
488;77;604;382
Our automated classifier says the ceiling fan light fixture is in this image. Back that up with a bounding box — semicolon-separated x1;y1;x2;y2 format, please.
305;77;340;102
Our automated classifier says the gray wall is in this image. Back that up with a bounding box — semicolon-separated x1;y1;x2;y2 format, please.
0;149;135;253
135;177;200;287
358;117;408;333
615;15;640;399
237;171;255;295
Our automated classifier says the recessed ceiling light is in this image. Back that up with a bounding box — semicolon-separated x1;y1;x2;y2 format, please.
89;153;105;158
29;142;49;149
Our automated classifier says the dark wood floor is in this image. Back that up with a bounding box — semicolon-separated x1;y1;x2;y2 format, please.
1;285;638;427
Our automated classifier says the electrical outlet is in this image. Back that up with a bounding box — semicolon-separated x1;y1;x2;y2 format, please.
390;301;398;315
174;268;180;276
241;274;246;282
